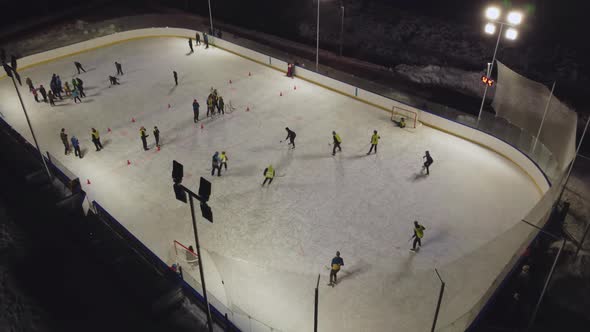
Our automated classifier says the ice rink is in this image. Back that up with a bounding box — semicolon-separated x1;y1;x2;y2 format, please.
0;37;541;331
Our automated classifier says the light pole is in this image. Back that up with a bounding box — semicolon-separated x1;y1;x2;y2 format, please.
207;0;214;34
316;0;320;71
172;161;214;332
339;2;344;56
3;61;52;181
477;6;524;127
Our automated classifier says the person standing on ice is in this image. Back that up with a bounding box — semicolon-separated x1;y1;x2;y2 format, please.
217;96;225;114
192;99;200;122
74;61;86;74
60;128;70;155
31;87;39;102
25;77;34;92
203;32;209;49
91;128;103;151
284;127;296;149
195;32;201;45
173;71;178;86
71;135;82;158
262;165;275;186
140;126;149;151
410;221;426;252
220;151;228;172
153;126;160;148
48;90;56;106
72;88;82;103
76;77;86;98
367;130;380;155
211;152;221;177
39;85;48;103
206;95;214;117
422;151;433;175
332;131;342;155
115;61;124;75
64;82;72;96
188;38;194;53
329;251;344;287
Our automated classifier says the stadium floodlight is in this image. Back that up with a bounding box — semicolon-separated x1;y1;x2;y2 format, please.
485;23;496;35
505;28;518;40
485;6;501;20
507;11;523;25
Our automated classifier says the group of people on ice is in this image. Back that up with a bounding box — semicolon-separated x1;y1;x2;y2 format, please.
26;70;86;106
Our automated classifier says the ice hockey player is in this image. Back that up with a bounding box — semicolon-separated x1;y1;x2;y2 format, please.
91;128;103;151
262;165;275;186
195;32;201;45
217;96;225;114
422;151;433;175
332;131;342;155
188;38;194;53
410;221;426;252
74;61;86;74
203;32;209;49
367;130;380;155
329;251;344;287
115;61;123;75
71;135;82;158
153;126;160;148
399;117;406;128
39;85;48;102
140;126;149;151
284;127;296;149
109;75;120;86
173;71;178;86
220;151;228;172
192;99;200;122
60;128;70;155
211;152;221;177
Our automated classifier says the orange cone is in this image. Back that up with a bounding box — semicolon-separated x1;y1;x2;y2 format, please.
131;118;136;123
157;146;161;151
127;160;131;166
87;179;91;185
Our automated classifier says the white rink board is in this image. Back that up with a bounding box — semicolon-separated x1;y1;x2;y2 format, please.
0;32;543;332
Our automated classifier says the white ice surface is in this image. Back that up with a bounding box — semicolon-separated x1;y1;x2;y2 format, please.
0;37;541;331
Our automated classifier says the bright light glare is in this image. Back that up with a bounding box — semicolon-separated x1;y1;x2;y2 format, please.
486;7;501;20
485;23;496;35
507;11;523;25
505;28;518;40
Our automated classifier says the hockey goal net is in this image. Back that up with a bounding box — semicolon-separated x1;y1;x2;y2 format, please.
391;106;420;128
173;240;199;270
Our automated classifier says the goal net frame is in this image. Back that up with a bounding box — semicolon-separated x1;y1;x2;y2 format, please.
173;240;199;269
391;106;419;128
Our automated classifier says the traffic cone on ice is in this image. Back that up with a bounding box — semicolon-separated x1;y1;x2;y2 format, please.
201;123;204;129
131;118;136;123
107;128;112;133
127;160;131;166
87;179;91;185
157;146;161;151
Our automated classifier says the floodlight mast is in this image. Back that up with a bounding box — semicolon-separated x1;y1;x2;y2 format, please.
477;7;524;127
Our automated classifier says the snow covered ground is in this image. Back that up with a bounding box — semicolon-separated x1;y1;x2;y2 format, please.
0;37;541;331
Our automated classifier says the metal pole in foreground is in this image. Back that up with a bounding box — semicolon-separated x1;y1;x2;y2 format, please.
8;74;52;180
316;0;320;71
207;0;214;33
532;81;556;153
339;3;344;56
314;274;320;332
557;116;590;204
188;194;214;332
430;269;445;332
477;23;504;127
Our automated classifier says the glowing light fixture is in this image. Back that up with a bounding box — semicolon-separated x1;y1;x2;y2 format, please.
507;11;523;25
485;23;496;34
505;28;518;40
486;6;501;20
